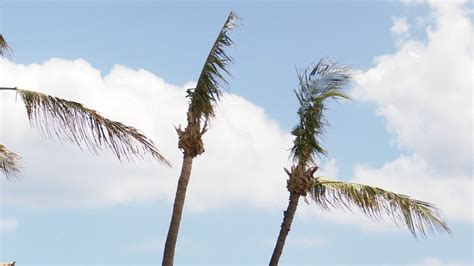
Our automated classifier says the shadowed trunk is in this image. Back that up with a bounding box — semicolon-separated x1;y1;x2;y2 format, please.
270;192;300;265
162;154;194;265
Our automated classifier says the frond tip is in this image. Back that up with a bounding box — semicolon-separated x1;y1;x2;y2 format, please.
0;144;21;178
188;11;239;120
16;88;170;166
0;34;12;58
311;178;452;238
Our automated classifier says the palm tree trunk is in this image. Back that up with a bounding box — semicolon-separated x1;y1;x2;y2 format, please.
162;154;194;265
269;192;300;265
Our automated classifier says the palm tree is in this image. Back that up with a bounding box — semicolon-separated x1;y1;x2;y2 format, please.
0;34;170;178
162;12;238;265
269;60;451;265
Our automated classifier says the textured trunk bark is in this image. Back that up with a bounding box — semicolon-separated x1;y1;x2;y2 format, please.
162;154;194;266
269;192;300;265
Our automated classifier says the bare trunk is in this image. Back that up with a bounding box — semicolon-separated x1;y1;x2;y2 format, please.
162;154;194;266
269;192;300;265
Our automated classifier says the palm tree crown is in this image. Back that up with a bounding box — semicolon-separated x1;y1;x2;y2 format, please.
291;60;351;164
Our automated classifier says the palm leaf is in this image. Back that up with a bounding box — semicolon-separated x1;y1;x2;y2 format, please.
188;11;238;120
290;60;352;164
15;88;170;165
311;178;452;238
0;144;21;178
0;34;12;58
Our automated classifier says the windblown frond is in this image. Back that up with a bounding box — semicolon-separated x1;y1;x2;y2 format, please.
0;34;12;58
16;88;170;165
188;11;238;120
0;144;21;178
290;60;351;164
311;178;452;238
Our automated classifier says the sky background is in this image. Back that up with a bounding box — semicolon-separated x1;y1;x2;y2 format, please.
0;0;472;265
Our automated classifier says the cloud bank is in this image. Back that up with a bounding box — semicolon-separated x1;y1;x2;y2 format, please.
350;0;473;224
0;57;296;211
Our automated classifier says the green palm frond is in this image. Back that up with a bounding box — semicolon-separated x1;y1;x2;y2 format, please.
311;178;452;238
290;60;351;164
16;88;170;165
0;34;12;58
0;144;21;178
188;11;238;120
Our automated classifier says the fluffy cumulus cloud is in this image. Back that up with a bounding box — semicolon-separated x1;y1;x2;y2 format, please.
351;0;473;224
0;57;298;211
0;217;18;233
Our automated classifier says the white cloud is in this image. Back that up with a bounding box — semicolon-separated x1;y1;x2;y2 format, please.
354;156;473;223
286;235;326;248
391;17;410;35
0;57;295;211
0;217;18;233
401;0;426;5
416;257;471;266
391;17;410;46
351;0;473;225
129;237;164;253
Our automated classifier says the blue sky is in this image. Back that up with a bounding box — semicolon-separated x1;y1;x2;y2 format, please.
0;0;472;265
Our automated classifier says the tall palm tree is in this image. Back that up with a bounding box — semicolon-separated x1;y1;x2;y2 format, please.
0;34;170;178
162;12;238;265
269;60;451;265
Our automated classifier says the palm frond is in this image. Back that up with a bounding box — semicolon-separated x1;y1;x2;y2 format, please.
0;144;21;178
290;60;351;164
16;88;170;165
188;11;239;120
311;178;452;238
0;34;12;58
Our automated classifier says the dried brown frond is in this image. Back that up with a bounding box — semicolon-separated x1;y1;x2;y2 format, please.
0;144;21;179
16;88;170;165
312;178;452;238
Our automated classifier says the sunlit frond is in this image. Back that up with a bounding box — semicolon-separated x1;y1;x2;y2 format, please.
290;60;351;164
0;144;21;178
16;88;170;165
311;178;452;238
0;34;12;58
188;11;239;120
